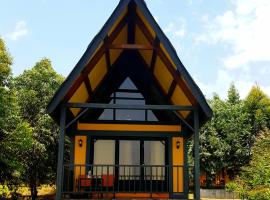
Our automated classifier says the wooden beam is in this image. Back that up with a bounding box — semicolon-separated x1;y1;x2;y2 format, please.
135;14;197;105
65;45;106;100
167;80;177;99
127;1;136;44
150;37;160;72
84;78;93;97
108;15;128;43
65;14;128;101
156;48;196;105
135;14;154;44
109;44;153;50
136;52;195;132
104;36;111;70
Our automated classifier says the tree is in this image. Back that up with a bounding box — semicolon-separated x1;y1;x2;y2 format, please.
226;129;270;200
227;83;240;105
199;86;253;183
0;38;33;198
244;85;270;136
14;58;64;199
199;96;227;184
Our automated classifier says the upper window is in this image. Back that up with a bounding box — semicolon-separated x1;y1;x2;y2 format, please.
98;78;158;121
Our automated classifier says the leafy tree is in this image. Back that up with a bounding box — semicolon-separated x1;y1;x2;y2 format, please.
244;85;270;135
0;38;12;87
199;85;252;184
0;38;32;198
14;58;64;199
227;83;240;105
226;129;270;199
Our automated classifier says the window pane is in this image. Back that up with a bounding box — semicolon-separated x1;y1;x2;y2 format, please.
93;140;115;175
119;141;140;179
144;141;165;180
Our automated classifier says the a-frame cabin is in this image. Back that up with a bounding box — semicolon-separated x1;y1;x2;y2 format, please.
47;0;212;199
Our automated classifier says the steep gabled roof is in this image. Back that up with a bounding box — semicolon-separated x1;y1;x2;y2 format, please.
47;0;212;125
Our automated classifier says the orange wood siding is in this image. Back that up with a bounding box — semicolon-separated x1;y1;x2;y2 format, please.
74;136;87;182
77;123;181;132
172;137;184;193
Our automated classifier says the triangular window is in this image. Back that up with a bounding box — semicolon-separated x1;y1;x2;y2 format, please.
99;77;158;121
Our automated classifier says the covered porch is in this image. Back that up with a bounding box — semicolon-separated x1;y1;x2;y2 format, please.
56;102;199;199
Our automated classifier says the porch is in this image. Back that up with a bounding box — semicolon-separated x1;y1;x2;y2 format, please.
62;164;192;199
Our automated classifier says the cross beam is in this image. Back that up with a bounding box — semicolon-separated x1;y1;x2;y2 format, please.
66;103;197;111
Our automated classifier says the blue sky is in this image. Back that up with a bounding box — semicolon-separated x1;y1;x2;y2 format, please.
1;0;269;99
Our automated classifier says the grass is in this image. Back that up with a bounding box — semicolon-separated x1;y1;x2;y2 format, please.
0;184;55;199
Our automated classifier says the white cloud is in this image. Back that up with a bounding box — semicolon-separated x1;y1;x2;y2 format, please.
196;69;255;99
164;18;186;38
5;20;28;41
197;0;270;70
194;0;270;98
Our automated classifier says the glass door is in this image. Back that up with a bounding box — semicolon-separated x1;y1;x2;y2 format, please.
119;140;140;179
93;140;115;175
144;140;166;180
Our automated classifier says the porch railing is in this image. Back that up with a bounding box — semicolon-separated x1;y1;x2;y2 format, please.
62;164;183;194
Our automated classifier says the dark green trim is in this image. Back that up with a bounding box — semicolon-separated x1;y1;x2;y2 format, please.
168;137;173;198
55;106;66;200
67;102;197;111
127;1;136;44
86;136;91;170
140;140;145;180
194;109;200;200
89;138;94;166
183;130;189;199
69;136;75;165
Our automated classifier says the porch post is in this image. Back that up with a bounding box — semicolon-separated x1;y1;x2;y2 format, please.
56;105;66;200
194;109;200;200
168;137;173;198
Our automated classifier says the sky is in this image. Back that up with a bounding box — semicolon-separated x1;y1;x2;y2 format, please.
0;0;270;99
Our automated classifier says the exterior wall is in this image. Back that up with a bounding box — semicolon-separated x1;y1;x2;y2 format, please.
74;136;87;180
172;137;184;193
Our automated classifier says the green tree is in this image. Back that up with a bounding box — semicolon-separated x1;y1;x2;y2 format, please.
0;38;32;198
14;58;64;199
227;83;240;105
199;86;252;183
226;129;270;200
244;85;270;135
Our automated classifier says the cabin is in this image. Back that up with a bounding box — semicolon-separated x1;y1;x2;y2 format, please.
47;0;212;199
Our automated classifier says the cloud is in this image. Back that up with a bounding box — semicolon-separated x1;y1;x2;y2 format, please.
5;20;28;41
193;0;270;98
196;69;255;99
197;0;270;70
164;17;186;38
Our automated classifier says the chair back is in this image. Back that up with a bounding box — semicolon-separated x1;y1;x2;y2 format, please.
102;174;114;187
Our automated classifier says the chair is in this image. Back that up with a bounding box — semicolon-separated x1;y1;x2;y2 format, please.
79;175;91;187
101;174;114;187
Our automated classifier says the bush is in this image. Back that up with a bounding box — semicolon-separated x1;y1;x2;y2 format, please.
226;129;270;200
